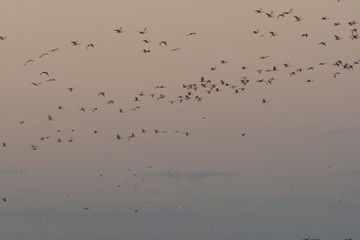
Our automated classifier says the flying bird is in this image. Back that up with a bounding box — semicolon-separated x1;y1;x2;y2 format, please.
114;27;124;33
139;27;147;34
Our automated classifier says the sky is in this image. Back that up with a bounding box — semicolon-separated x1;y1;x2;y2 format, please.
1;0;360;240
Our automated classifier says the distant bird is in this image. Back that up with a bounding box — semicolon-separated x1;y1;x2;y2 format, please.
2;143;7;147
49;48;60;52
254;8;263;14
294;16;303;22
30;145;38;150
143;49;150;53
48;115;54;121
220;60;228;64
40;71;49;76
116;134;122;140
334;35;342;40
98;92;105;97
159;41;167;46
262;98;268;103
301;33;309;38
321;16;329;20
139;27;147;34
70;41;80;46
332;72;340;78
67;87;74;92
24;59;34;66
318;41;327;46
265;10;274;18
0;36;6;40
269;31;278;37
2;198;7;202
142;39;151;43
39;53;49;58
31;82;41;87
114;27;124;33
171;48;181;52
186;32;197;36
86;44;94;49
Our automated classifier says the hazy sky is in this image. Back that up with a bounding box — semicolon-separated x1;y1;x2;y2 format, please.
1;1;360;240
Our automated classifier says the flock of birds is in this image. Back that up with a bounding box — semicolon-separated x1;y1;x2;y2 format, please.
1;2;359;152
1;2;359;228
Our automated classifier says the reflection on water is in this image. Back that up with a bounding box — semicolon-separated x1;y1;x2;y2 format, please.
1;0;360;239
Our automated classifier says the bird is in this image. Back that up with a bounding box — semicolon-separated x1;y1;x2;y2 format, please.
265;10;274;18
31;82;41;87
30;145;39;150
262;98;268;103
0;36;6;40
48;115;54;121
143;49;150;53
98;92;105;97
2;198;7;202
334;35;342;40
159;41;167;46
294;16;303;22
139;27;147;34
39;53;49;58
269;31;278;37
254;8;263;14
114;27;124;33
70;41;80;46
318;42;327;46
40;71;49;76
186;32;197;36
86;43;94;49
67;87;74;92
24;59;34;66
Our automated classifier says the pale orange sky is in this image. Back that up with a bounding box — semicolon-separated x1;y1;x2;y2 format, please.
1;1;360;240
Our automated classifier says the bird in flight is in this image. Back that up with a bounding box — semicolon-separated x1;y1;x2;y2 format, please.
159;41;167;46
70;41;80;46
0;36;6;40
114;27;124;33
294;16;303;22
24;59;34;66
139;27;147;34
86;43;94;49
40;71;49;76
